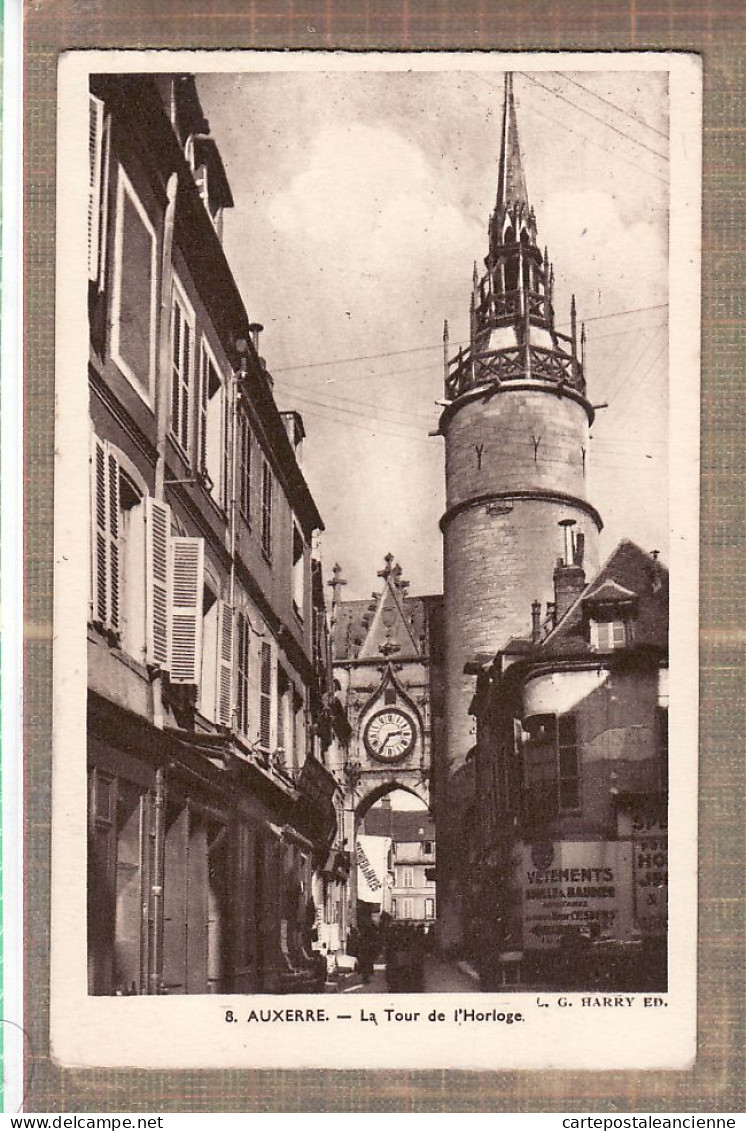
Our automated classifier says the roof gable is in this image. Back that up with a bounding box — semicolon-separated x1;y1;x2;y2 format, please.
543;540;668;652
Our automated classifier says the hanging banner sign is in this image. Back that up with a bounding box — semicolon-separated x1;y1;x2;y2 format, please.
518;840;635;951
356;835;391;907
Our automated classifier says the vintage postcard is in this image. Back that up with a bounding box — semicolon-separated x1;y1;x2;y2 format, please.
50;50;701;1072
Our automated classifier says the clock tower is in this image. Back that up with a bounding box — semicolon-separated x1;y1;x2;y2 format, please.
436;74;603;950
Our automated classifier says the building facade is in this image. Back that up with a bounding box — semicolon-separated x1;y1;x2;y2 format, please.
436;74;603;952
364;805;437;926
327;556;443;932
467;540;668;990
86;73;341;995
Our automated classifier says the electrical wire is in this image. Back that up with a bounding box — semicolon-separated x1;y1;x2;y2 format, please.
270;304;668;377
474;73;668;188
517;72;669;163
557;72;669;142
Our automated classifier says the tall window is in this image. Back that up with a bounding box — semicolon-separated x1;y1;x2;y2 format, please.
424;898;435;920
236;611;251;736
238;412;252;524
523;713;581;816
111;166;157;402
277;665;290;756
90;437;149;661
260;641;272;749
402;898;414;921
402;867;414;888
658;706;668;792
171;281;195;457
198;341;226;505
292;523;305;620
557;714;580;810
261;458;273;560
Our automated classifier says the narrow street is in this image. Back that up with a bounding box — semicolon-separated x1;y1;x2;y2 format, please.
341;955;479;994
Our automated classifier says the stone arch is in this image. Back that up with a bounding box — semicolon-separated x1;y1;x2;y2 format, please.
355;779;429;820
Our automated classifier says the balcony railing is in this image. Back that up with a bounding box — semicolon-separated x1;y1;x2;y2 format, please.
445;341;585;402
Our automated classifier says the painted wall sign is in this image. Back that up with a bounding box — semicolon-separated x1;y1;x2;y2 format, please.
632;815;668;936
518;840;635;950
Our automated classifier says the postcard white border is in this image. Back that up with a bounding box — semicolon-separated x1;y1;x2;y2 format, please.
51;49;701;1071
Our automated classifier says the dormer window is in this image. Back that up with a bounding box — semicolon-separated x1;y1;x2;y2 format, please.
185;133;233;242
592;618;628;651
582;577;638;653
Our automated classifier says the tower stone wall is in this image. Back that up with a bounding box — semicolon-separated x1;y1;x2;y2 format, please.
436;73;603;953
441;384;600;769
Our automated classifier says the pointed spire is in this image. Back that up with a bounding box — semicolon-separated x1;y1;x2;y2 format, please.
496;73;529;228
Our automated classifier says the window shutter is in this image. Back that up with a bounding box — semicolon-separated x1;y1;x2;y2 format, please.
171;300;182;439
236;611;250;734
88;93;104;280
199;345;208;475
106;446;121;631
97;114;111;292
260;641;272;748
91;435;107;624
216;601;235;726
181;320;192;453
90;435;120;632
145;497;171;669
169;536;204;684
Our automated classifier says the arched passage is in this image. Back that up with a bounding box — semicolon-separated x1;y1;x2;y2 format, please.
355;780;429;821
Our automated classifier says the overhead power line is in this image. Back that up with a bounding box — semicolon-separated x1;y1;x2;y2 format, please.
558;72;669;142
517;72;669;163
271;304;668;376
474;72;668;187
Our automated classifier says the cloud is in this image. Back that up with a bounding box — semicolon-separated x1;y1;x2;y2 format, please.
541;188;667;316
267;122;478;275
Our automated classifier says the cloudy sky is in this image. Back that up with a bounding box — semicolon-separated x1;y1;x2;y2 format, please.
198;64;669;601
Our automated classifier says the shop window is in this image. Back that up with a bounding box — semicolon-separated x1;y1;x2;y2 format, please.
170;280;195;458
87;770;152;996
111;166;157;402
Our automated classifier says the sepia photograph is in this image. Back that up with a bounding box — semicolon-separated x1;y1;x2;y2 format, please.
50;51;700;1071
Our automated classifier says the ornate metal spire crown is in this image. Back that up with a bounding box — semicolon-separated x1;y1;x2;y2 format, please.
443;73;587;405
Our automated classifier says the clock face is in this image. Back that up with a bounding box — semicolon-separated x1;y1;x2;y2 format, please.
364;709;416;762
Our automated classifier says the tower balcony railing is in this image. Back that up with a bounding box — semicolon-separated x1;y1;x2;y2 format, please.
445;341;585;401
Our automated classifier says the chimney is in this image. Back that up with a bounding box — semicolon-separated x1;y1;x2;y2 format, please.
553;520;586;622
531;599;541;643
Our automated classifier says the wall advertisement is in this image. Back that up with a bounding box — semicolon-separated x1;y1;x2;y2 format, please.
518;840;636;950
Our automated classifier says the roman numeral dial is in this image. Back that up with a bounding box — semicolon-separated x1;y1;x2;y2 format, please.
363;708;416;762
